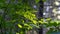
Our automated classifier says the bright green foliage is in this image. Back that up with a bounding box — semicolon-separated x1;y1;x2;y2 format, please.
36;18;60;32
0;0;59;34
0;0;39;34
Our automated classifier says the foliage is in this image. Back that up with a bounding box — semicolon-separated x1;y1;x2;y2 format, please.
41;18;60;33
0;0;60;34
0;0;40;34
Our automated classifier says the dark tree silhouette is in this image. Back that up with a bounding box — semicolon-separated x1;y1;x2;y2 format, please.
38;0;44;34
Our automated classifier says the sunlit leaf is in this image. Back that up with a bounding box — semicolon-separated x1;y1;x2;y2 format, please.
46;18;51;21
24;23;29;26
18;24;22;28
39;21;43;24
32;20;37;24
55;21;60;24
16;32;19;34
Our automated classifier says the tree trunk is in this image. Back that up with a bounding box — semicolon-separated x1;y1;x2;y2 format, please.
38;0;43;34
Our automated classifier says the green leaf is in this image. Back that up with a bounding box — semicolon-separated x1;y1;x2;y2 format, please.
24;23;29;26
16;32;19;34
35;0;40;3
18;24;22;28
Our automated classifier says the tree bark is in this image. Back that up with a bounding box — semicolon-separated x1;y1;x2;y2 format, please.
38;0;44;34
